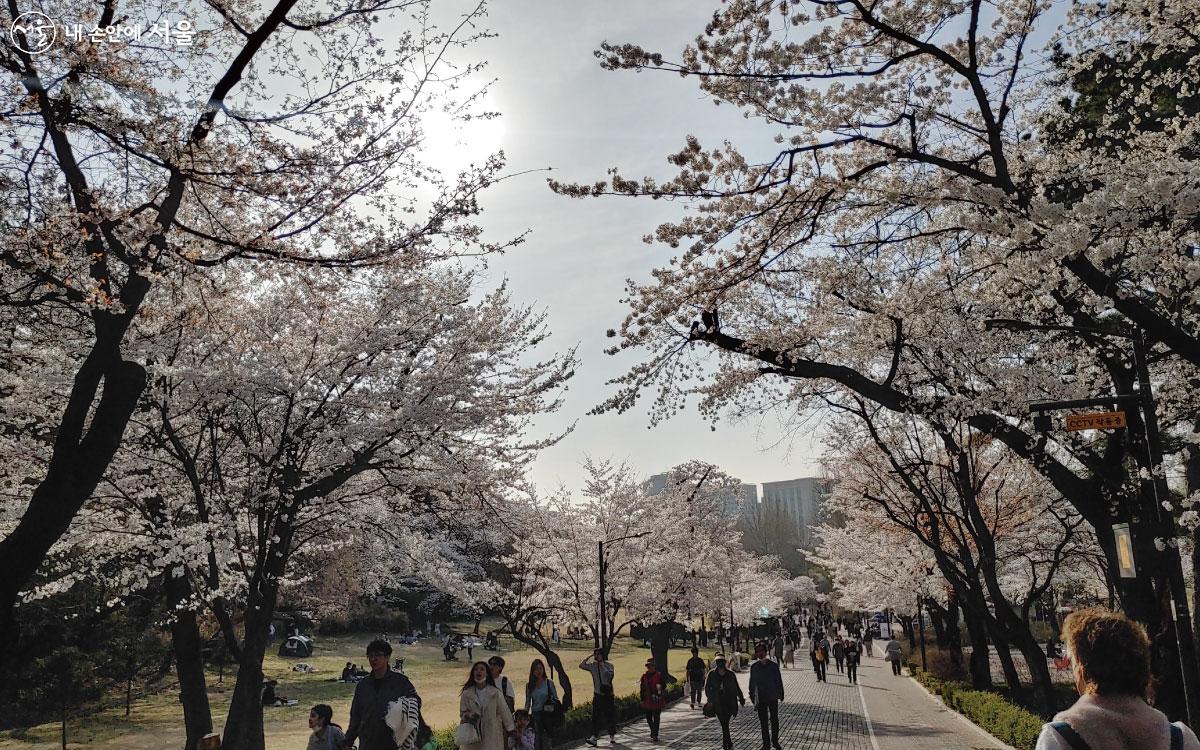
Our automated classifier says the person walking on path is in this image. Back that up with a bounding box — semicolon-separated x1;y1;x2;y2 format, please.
685;647;707;709
459;661;516;750
704;655;745;750
811;631;830;683
1034;608;1200;750
524;659;559;750
639;658;667;742
307;704;347;750
581;648;616;746
772;634;784;664
885;634;903;676
832;638;846;674
749;642;784;750
345;640;421;750
844;637;861;684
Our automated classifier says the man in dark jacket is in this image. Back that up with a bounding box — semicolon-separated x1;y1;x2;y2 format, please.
749;642;784;750
345;639;421;750
704;656;745;750
685;647;707;709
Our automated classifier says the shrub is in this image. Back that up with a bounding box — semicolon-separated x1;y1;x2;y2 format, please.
316;604;409;636
908;666;1044;750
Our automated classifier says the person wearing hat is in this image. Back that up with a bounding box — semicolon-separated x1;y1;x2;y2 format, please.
749;642;784;750
704;655;745;750
639;658;667;742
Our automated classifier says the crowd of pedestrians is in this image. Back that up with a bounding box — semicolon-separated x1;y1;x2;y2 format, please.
302;614;894;750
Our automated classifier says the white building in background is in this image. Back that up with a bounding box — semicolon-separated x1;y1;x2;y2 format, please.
759;477;827;547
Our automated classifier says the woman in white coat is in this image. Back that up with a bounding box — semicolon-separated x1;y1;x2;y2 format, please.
459;661;516;750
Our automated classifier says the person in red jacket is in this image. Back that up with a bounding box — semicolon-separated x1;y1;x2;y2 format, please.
639;658;667;742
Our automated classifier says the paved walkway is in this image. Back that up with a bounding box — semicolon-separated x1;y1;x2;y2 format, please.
574;639;1009;750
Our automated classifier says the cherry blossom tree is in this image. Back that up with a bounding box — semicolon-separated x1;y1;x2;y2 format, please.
41;263;574;750
821;407;1099;713
0;0;512;654
550;0;1200;716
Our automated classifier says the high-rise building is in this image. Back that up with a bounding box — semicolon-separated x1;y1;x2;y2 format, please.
759;477;827;547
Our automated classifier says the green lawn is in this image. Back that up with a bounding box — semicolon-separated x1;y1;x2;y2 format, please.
0;631;702;749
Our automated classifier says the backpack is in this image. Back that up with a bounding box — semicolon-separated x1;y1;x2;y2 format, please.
1050;721;1182;750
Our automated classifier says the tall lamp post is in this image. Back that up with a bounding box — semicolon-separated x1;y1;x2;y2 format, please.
917;594;927;672
985;317;1200;723
597;531;651;653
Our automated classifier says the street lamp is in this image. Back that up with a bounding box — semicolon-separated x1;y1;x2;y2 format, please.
985;317;1200;722
597;531;651;652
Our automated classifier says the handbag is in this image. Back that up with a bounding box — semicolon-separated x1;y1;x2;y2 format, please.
454;719;480;746
541;682;565;730
702;702;716;718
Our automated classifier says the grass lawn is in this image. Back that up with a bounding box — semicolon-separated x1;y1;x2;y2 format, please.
0;630;704;749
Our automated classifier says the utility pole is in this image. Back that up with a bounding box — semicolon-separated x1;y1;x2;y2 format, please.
917;594;927;672
597;540;605;651
596;531;650;655
729;579;736;651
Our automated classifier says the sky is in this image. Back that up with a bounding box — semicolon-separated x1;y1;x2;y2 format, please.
423;0;826;493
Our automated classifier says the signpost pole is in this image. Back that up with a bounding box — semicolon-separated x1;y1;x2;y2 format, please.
1133;333;1200;724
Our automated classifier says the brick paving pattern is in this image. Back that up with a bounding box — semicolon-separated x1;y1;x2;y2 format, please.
585;633;1010;750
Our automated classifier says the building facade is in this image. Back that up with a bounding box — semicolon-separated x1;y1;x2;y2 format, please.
759;477;827;547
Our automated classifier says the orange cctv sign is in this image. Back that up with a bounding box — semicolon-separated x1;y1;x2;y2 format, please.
1065;411;1127;431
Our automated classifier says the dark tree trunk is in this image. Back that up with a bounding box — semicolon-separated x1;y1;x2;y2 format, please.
0;356;147;656
167;575;214;750
544;647;575;710
505;616;575;709
648;621;675;683
929;606;947;646
1000;609;1059;717
221;604;272;750
962;603;992;690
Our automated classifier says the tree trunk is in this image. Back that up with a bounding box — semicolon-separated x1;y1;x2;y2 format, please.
507;620;575;709
943;599;964;671
221;605;271;750
169;602;214;750
1002;610;1059;717
544;647;575;710
929;606;947;647
648;621;675;683
0;356;147;656
962;603;992;689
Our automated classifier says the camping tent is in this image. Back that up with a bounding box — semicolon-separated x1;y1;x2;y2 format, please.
279;635;313;657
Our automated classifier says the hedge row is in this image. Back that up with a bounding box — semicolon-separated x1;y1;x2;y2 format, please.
432;683;685;748
909;664;1044;750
